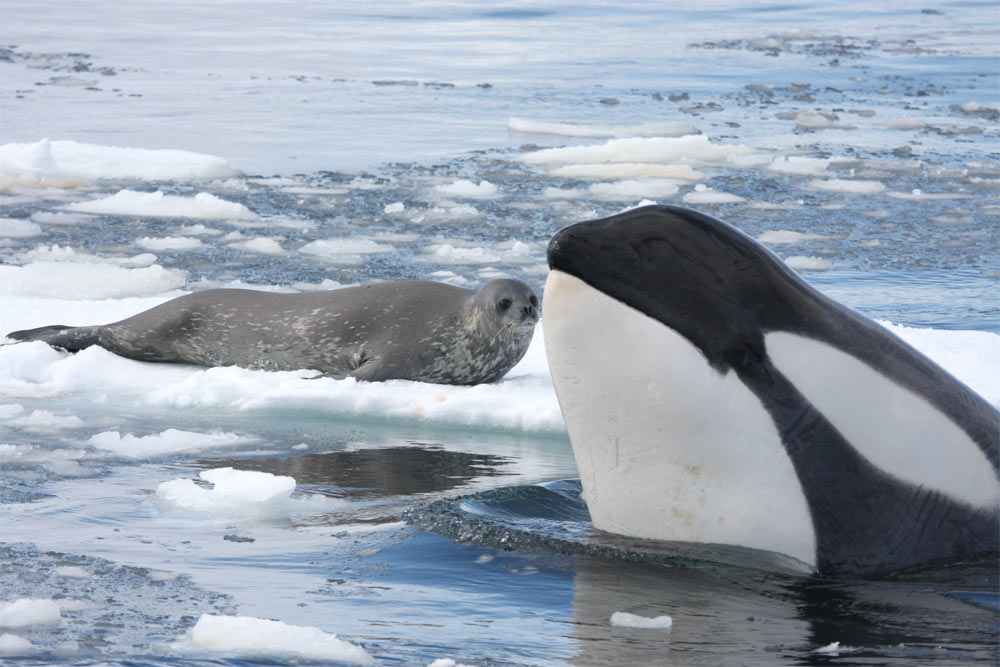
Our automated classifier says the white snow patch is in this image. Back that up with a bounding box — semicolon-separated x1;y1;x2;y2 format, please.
384;202;405;214
66;190;258;220
610;611;673;629
187;614;372;662
784;255;834;270
0;261;186;298
0;599;62;628
89;429;248;458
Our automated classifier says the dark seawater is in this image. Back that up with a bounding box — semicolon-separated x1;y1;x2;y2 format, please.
1;0;998;664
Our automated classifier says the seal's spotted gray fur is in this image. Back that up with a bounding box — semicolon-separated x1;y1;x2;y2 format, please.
7;279;539;385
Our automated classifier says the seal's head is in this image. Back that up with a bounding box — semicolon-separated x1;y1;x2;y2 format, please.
470;278;539;336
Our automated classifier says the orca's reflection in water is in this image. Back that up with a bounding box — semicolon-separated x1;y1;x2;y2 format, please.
410;480;1000;665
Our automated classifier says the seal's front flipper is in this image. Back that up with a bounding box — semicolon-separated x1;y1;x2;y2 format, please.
4;324;101;352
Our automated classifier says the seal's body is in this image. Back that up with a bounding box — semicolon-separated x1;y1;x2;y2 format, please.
7;279;539;385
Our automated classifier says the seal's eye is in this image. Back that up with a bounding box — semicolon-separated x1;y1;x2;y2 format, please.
529;296;538;307
497;298;512;311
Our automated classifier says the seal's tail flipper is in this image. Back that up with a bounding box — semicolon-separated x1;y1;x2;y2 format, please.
4;324;99;351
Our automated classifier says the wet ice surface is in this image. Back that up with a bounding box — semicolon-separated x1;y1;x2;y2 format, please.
2;0;999;664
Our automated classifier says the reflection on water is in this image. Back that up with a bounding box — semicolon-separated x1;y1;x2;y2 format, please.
202;445;513;498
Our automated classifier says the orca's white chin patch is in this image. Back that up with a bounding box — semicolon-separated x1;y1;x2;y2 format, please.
543;270;817;567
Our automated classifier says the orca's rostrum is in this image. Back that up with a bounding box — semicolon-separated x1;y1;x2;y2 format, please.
543;205;999;578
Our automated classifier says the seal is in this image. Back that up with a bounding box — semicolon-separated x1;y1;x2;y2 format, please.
6;278;540;385
543;204;998;578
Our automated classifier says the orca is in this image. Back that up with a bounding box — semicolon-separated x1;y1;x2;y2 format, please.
543;204;999;577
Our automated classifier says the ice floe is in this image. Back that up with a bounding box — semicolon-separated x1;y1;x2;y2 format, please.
0;139;239;188
186;614;372;662
0;599;62;628
66;190;258;220
88;429;249;458
522;135;754;166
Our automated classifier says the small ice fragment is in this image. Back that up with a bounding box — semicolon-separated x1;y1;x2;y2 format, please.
0;634;34;656
475;554;494;564
54;566;91;579
784;256;833;271
610;611;673;629
188;614;372;662
0;599;62;628
384;202;405;214
434;179;498;199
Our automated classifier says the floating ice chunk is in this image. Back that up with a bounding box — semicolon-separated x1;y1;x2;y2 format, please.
589;180;679;201
425;240;537;265
89;429;247;458
0;218;42;238
0;139;240;182
188;614;372;662
541;187;586;200
784;255;833;270
156;467;296;516
610;611;673;629
549;163;703;181
300;237;394;262
66;190;258;220
177;224;223;236
0;633;34;656
435;179;498;199
880;117;927;129
756;230;829;244
230;237;284;254
384;202;405;214
886;190;975;201
428;659;478;667
620;199;660;213
29;211;92;226
427;203;482;220
793;112;835;129
768;156;831;176
813;641;858;655
8;409;84;431
508;117;699;139
807;179;886;194
726;153;773;169
17;245;158;268
682;184;744;204
523;135;754;166
137;236;204;251
54;566;91;579
0;261;186;298
0;599;62;628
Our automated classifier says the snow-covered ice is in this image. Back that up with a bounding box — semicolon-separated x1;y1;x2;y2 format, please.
0;599;62;628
